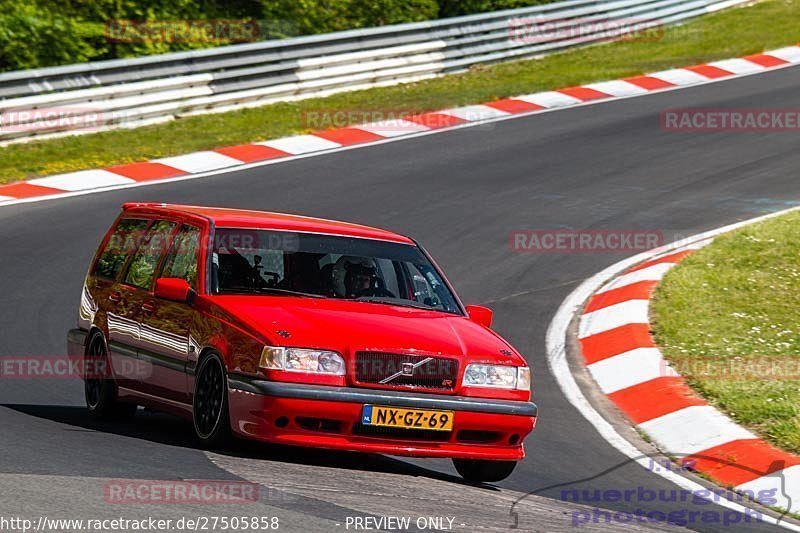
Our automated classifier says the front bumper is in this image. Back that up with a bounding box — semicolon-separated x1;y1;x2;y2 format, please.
227;374;537;460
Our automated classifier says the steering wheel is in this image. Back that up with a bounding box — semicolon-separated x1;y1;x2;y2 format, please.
262;271;280;287
252;271;280;288
356;275;395;298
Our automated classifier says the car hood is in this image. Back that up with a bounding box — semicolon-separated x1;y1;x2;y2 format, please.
209;296;522;364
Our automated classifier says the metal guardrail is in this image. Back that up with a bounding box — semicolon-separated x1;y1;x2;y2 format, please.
0;0;750;143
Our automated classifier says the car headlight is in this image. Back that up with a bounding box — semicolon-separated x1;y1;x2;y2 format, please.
463;363;530;391
260;346;345;376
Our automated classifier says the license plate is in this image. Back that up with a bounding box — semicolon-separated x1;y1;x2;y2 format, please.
361;405;454;431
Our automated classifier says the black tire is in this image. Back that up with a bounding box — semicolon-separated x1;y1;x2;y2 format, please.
193;352;231;448
452;458;518;483
84;332;137;421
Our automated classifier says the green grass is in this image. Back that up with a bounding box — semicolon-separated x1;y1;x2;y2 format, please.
1;0;799;184
651;210;800;455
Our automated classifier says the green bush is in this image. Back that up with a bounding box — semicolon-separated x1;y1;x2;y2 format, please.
0;3;101;71
0;0;558;72
437;0;554;18
261;0;439;36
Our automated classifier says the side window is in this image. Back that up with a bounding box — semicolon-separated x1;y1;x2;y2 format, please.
124;220;177;290
94;218;150;280
162;225;202;289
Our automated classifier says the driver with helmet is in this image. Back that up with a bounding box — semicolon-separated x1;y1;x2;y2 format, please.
332;256;394;298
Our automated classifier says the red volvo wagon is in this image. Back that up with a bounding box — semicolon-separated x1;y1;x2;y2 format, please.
68;203;538;482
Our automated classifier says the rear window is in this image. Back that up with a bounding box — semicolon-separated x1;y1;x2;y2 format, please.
93;218;150;280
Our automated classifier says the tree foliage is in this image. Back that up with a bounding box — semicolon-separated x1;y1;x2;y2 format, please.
0;0;556;72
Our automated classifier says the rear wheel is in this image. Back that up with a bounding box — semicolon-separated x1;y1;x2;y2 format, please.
193;352;231;448
84;332;137;421
452;458;517;483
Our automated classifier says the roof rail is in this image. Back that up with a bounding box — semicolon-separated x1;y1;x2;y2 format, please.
122;202;168;210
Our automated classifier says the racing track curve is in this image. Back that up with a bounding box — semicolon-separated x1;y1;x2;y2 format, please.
2;64;800;532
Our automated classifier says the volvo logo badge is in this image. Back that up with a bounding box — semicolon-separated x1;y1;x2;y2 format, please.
380;357;434;384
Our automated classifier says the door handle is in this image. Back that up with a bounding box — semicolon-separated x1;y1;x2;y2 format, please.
141;303;155;314
108;292;122;303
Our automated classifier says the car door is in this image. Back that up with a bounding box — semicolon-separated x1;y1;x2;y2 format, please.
137;223;202;404
118;218;178;393
92;217;152;390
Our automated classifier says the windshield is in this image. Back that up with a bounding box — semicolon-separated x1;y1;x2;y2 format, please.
211;228;461;314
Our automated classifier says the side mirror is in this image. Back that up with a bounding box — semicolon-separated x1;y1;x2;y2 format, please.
154;277;193;303
465;305;493;328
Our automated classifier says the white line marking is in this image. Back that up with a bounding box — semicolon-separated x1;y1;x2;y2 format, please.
439;105;510;121
547;204;800;530
578;300;650;338
737;465;800;513
27;170;135;191
708;58;764;75
257;135;342;154
769;46;800;63
582;80;648;97
648;68;710;86
153;151;243;173
674;238;714;252
515;91;582;108
357;119;430;138
588;347;677;394
596;262;675;294
639;405;755;456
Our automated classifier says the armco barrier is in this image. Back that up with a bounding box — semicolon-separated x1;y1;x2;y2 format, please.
0;0;751;144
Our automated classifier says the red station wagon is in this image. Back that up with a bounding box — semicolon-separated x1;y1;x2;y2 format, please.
67;203;538;482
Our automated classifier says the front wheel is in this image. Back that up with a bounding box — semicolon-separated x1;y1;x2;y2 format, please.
452;458;517;483
193;353;231;448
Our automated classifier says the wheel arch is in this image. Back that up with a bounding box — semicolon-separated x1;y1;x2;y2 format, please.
197;346;224;366
197;336;229;369
85;325;106;353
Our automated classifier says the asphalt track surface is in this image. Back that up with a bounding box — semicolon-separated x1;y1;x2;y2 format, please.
2;64;800;532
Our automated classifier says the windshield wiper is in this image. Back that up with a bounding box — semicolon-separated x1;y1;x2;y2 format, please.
352;296;439;311
220;287;327;298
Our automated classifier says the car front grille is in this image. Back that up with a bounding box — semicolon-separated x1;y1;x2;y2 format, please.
354;351;458;391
